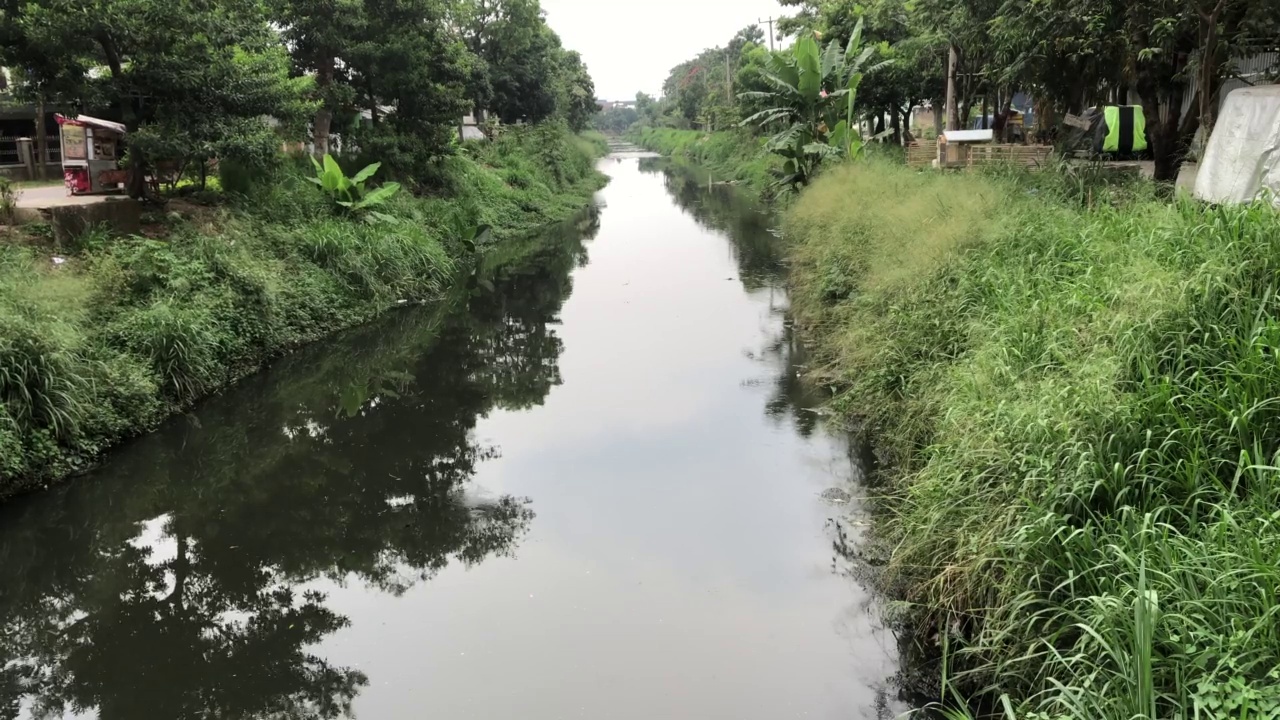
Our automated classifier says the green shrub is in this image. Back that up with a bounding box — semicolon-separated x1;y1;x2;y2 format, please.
0;177;17;223
110;297;226;402
218;158;261;196
630;127;778;196
0;309;85;441
0;404;23;477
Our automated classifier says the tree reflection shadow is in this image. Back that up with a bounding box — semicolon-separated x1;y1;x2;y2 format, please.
638;157;784;291
639;159;828;437
0;207;600;720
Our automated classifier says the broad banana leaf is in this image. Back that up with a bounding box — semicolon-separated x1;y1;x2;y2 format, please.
845;17;865;59
756;70;802;97
352;182;401;209
739;108;794;127
802;142;843;160
766;53;800;94
830;120;850;155
794;36;822;102
351;162;382;186
820;41;844;86
321;154;344;194
765;123;807;153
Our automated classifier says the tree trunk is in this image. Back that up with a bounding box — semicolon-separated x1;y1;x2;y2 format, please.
1198;4;1223;144
34;97;47;180
1138;75;1198;182
890;106;901;145
981;93;989;130
313;55;336;158
98;31;149;199
945;44;960;131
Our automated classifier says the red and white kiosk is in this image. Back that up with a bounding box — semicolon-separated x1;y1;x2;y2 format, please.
55;114;128;195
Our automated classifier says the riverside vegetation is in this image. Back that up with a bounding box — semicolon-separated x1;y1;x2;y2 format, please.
644;123;1280;716
634;0;1280;712
785;159;1280;718
0;0;608;496
0;126;606;497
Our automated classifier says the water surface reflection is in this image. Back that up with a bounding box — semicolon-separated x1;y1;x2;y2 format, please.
0;159;903;720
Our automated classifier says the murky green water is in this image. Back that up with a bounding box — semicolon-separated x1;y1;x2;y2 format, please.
0;156;902;719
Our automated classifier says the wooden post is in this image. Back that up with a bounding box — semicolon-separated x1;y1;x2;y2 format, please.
726;53;733;103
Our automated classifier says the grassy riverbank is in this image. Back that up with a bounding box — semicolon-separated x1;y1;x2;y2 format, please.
786;159;1280;717
0;126;606;497
629;127;777;193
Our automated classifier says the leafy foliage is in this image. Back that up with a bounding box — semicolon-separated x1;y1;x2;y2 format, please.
308;155;402;217
0;0;316;195
0;123;604;494
739;21;888;189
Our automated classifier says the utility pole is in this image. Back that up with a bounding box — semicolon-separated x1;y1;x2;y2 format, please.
726;52;734;103
758;16;776;52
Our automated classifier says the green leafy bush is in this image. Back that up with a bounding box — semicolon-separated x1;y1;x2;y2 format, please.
0;309;85;441
110;297;225;402
0;177;16;223
309;155;402;218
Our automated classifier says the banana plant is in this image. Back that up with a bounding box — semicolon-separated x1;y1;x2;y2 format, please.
738;17;890;189
308;154;402;218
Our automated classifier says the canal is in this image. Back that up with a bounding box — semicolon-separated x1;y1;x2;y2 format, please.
0;154;902;719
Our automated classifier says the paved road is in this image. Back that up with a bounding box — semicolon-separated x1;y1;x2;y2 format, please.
15;184;118;208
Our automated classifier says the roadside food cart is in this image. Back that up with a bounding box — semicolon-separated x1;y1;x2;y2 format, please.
56;114;128;194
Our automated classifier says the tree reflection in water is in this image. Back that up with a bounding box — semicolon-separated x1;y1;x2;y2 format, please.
638;159;827;437
0;208;601;720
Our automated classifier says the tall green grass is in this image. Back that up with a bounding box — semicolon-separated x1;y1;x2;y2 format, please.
629;127;779;194
0;125;605;496
785;158;1280;718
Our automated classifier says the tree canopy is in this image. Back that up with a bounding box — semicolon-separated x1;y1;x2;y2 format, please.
779;0;1280;178
0;0;598;190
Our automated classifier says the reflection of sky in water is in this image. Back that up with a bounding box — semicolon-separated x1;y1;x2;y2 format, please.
2;158;901;720
309;159;902;720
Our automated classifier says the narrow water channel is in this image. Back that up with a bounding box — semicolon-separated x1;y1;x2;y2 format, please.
0;155;902;720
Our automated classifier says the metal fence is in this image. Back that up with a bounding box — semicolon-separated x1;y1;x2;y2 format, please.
42;135;61;163
1181;50;1280;119
0;136;19;165
0;134;62;167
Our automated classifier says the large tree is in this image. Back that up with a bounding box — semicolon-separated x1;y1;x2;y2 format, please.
276;0;475;179
2;0;314;196
275;0;366;158
345;0;473;179
555;50;598;132
919;0;1279;178
457;0;565;124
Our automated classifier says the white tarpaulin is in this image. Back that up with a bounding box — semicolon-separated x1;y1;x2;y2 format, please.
1195;86;1280;207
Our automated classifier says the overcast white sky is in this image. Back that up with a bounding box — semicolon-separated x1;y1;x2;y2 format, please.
541;0;789;101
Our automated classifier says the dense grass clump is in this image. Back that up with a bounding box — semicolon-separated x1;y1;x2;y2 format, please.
629;127;779;194
785;159;1280;718
0;125;605;496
